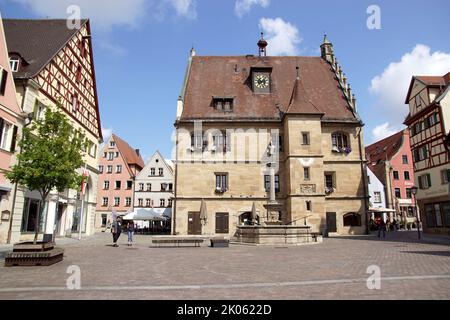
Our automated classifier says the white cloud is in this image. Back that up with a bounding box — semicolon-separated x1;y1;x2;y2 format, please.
166;0;197;19
11;0;147;31
369;44;450;123
102;127;113;142
371;122;402;142
97;39;127;57
259;18;301;56
235;0;270;18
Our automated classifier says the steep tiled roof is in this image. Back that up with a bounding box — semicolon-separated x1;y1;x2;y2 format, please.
365;130;405;182
113;134;144;169
286;77;324;115
416;76;447;86
405;72;450;104
3;19;87;79
181;56;357;122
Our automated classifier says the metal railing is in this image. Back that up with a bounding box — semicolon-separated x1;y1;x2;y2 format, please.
286;215;313;226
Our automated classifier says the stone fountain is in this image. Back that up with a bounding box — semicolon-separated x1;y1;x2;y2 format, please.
234;161;322;246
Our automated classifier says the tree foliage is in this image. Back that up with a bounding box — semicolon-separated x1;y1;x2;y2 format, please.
6;105;86;242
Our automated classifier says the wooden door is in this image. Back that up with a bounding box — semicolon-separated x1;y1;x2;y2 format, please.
188;212;201;235
326;212;337;233
215;212;229;234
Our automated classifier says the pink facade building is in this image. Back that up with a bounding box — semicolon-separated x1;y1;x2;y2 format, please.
0;15;23;243
95;134;144;231
366;129;417;227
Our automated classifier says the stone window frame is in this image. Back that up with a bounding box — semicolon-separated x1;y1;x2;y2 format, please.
215;172;229;193
301;132;310;145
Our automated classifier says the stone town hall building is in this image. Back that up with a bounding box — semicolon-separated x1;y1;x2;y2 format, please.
172;35;368;237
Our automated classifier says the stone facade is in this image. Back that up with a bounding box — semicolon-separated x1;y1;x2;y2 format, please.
173;36;368;237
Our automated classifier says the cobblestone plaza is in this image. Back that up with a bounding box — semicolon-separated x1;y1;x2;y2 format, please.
0;231;449;300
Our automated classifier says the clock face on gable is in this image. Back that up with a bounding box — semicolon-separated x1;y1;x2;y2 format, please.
254;74;270;89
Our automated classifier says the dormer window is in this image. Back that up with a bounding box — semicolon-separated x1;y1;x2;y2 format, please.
213;97;233;112
9;58;19;72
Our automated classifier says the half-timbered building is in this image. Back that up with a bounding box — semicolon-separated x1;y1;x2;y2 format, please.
404;73;450;234
3;19;103;242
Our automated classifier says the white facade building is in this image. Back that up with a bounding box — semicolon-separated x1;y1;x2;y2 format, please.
367;167;386;209
134;151;174;214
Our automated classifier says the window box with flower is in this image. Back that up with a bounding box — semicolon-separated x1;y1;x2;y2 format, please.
325;186;335;195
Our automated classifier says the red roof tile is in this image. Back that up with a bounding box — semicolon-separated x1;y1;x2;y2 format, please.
405;72;450;104
181;56;357;122
365;130;406;182
112;134;144;169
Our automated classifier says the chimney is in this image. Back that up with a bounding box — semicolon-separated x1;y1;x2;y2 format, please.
135;149;140;157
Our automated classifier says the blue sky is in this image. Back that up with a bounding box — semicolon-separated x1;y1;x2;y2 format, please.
1;0;450;161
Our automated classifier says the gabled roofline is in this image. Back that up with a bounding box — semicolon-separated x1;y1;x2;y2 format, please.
10;19;88;79
136;150;174;179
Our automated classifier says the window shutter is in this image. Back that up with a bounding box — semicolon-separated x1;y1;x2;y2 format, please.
33;100;39;120
427;174;432;187
418;176;423;189
10;125;18;152
0;117;4;146
0;69;7;95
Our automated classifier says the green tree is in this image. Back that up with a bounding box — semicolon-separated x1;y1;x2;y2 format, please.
6;105;86;244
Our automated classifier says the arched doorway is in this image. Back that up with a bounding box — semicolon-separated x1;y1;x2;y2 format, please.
343;212;361;227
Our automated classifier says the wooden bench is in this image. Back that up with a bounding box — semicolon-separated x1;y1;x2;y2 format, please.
152;238;203;247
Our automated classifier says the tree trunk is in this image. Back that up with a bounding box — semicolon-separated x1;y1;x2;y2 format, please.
33;191;48;244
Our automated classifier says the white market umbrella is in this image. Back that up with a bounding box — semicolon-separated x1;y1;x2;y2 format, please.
199;199;207;224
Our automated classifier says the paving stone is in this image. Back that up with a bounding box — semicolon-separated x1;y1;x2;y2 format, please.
0;231;449;299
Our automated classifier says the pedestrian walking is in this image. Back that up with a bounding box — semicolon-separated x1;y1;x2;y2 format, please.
376;217;386;239
111;216;122;247
127;220;135;246
393;218;398;231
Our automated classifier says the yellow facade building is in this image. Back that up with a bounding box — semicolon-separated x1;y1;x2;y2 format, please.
173;36;369;237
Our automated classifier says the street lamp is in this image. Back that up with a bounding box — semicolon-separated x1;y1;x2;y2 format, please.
411;186;421;240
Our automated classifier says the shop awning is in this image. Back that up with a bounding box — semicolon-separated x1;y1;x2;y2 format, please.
368;207;396;213
122;208;171;221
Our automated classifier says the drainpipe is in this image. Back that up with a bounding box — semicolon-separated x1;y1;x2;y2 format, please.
357;126;370;235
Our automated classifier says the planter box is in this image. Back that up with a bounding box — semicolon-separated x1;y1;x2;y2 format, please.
5;247;64;267
12;241;55;252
